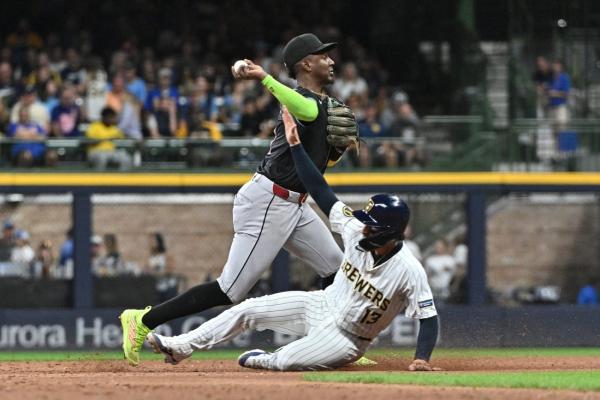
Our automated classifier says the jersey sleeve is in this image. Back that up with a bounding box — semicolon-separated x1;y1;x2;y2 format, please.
404;268;438;320
261;75;318;122
329;201;364;239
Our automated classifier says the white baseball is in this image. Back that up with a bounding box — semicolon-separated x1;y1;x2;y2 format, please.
233;60;248;75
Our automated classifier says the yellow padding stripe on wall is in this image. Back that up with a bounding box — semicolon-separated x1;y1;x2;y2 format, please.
0;172;597;187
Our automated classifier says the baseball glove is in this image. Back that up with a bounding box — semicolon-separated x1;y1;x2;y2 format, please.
326;97;359;150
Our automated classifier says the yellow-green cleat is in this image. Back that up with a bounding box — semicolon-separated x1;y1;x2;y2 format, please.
352;356;378;366
119;306;152;366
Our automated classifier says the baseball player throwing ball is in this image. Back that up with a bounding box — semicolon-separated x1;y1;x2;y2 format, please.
145;107;440;371
120;33;360;366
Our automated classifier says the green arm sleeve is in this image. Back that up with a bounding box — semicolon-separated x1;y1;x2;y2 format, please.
261;75;318;122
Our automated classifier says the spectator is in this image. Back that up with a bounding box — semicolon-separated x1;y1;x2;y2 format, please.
383;98;424;168
0;62;18;128
577;281;598;306
220;80;249;125
141;59;157;88
48;46;66;74
57;228;73;279
105;73;128;114
146;232;178;302
452;234;468;271
85;106;131;170
0;46;11;65
123;61;147;105
51;84;82;137
41;79;60;114
357;102;387;167
102;233;125;276
31;239;55;279
25;53;62;95
91;234;105;276
179;75;217;137
239;97;262;136
118;94;142;139
379;89;404;130
268;61;294;87
403;225;422;263
532;56;552;119
449;234;468;303
0;219;16;262
10;84;50;132
547;59;571;133
6;19;43;51
5;20;42;74
145;67;178;112
424;239;457;302
109;50;128;76
144;68;179;137
11;230;35;277
83;56;108;121
7;106;57;167
146;233;167;274
92;233;127;277
103;233;124;275
254;90;278;138
142;109;161;138
60;48;86;94
152;91;178;137
332;62;368;102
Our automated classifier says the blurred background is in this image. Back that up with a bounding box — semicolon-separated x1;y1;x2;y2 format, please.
0;0;599;349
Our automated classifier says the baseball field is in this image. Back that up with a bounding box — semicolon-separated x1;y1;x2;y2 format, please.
2;348;600;400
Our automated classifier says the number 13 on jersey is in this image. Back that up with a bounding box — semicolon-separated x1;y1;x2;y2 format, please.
360;308;382;324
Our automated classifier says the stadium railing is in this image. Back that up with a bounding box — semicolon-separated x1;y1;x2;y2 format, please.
0;117;598;172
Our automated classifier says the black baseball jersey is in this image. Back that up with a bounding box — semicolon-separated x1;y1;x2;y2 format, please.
257;87;339;193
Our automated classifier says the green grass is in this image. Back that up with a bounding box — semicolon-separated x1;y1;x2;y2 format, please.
1;347;599;362
365;347;600;358
304;371;600;391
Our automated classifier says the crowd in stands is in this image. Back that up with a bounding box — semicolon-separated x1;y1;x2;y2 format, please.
0;19;426;169
0;218;177;295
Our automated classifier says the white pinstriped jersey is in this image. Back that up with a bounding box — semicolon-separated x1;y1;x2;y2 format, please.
324;201;438;339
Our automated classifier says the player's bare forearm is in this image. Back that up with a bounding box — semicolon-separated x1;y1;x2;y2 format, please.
282;107;338;215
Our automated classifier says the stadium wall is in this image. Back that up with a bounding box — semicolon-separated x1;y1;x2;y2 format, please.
1;172;599;349
0;306;599;350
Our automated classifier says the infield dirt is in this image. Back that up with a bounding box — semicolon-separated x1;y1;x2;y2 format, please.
2;356;600;400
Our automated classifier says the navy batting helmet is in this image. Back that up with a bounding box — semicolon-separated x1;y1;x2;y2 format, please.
352;194;410;249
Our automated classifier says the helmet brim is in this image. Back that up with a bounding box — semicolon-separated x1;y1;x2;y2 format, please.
352;210;381;227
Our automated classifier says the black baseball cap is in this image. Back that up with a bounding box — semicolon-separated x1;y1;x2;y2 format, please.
283;33;336;78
